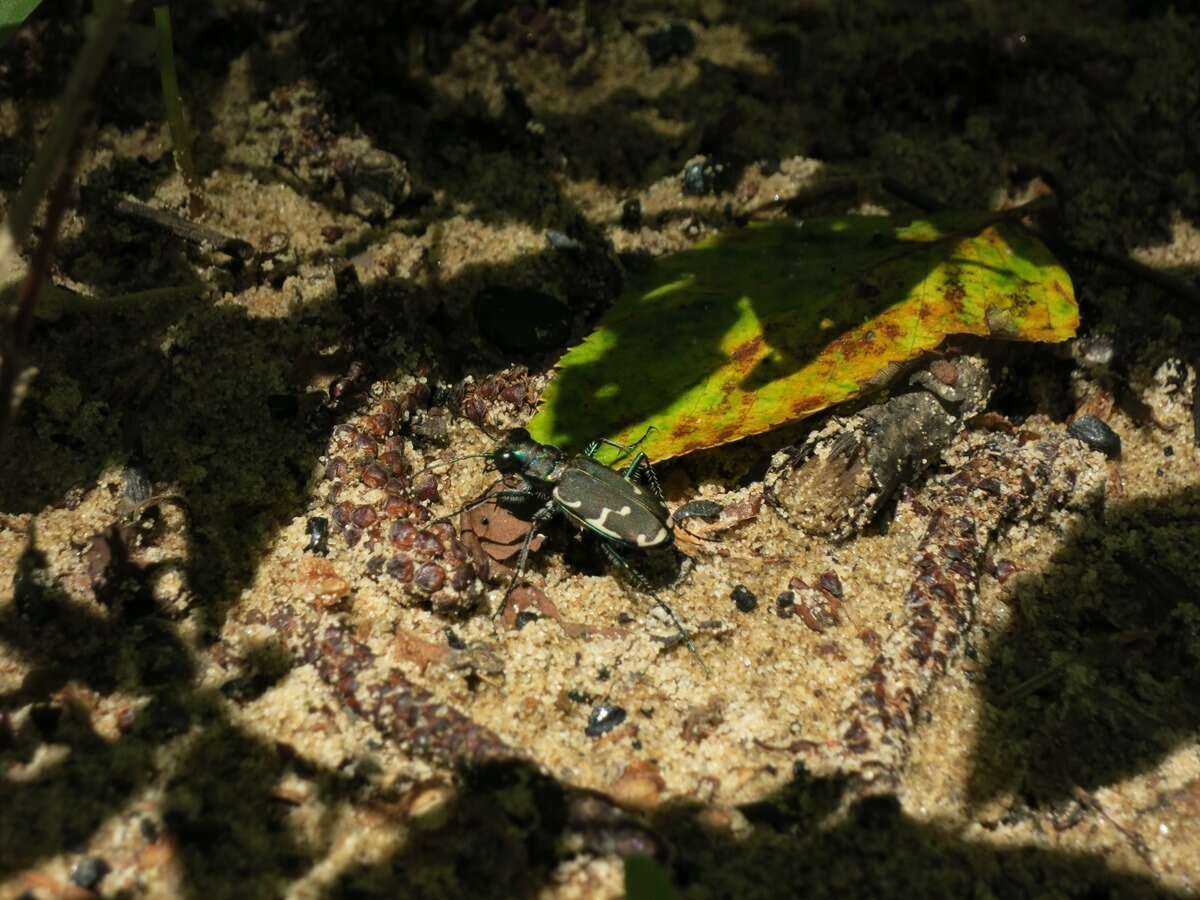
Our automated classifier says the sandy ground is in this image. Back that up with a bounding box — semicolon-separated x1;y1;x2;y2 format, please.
2;2;1199;898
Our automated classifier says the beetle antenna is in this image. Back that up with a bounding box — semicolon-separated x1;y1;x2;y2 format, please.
410;452;492;479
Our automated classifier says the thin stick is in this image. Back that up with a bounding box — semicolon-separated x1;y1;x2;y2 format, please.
112;196;253;258
0;141;79;443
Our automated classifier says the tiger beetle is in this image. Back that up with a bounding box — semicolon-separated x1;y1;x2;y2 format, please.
424;427;704;669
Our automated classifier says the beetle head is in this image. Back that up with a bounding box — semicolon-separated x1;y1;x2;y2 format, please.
492;428;539;474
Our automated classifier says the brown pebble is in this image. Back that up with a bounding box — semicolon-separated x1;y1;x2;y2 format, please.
609;760;666;810
379;451;406;476
332;501;355;527
929;359;959;386
993;559;1018;583
450;562;476;591
351;505;378;528
384;495;413;518
389;520;418;548
363;413;393;438
414;562;446;593
412;472;440;503
430;522;457;544
817;571;843;598
324;457;349;481
387;554;414;582
499;383;527;405
361;462;390;489
413;531;443;556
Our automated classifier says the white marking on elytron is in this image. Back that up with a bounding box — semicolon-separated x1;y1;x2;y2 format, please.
636;527;668;547
552;486;583;509
585;505;633;537
630;483;643;495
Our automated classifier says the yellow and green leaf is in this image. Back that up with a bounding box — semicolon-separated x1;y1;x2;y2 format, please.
528;211;1078;461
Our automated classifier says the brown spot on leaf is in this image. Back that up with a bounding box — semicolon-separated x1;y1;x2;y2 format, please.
729;335;763;364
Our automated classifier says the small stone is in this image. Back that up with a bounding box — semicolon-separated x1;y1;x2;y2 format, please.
70;857;111;889
412;472;440;503
444;627;466;650
305;517;329;555
351;504;378;529
387;554;414;582
122;467;154;504
1067;415;1121;457
585;703;626;737
609;760;666;809
413;531;443;556
514;610;540;630
621;198;642;228
644;23;696;65
378;450;406;476
682;160;711;196
389;520;418;548
414;562;446;593
545;229;581;252
775;591;795;618
332;500;355;526
731;584;757;613
361;462;390;488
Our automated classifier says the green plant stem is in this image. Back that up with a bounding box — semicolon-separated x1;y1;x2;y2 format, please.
153;4;201;212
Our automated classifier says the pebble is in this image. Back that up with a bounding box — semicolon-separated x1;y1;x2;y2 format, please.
681;160;713;196
621;198;642;228
1067;415;1121;457
731;584;758;613
121;467;154;504
585;703;627;737
70;857;110;890
414;562;446;593
545;229;581;252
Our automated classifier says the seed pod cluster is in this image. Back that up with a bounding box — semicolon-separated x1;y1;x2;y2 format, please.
320;376;486;617
454;366;540;429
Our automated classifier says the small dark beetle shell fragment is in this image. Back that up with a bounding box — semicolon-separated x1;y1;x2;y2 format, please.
585;703;627;737
672;499;723;524
305;517;329;555
514;610;540;630
1067;415;1121;457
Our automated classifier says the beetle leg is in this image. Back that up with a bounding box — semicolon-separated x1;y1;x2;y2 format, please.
624;453;664;501
585;427;657;463
492;500;559;622
599;543;708;675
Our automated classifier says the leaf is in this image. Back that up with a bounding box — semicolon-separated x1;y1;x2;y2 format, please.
0;0;43;44
624;855;679;900
528;212;1077;461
